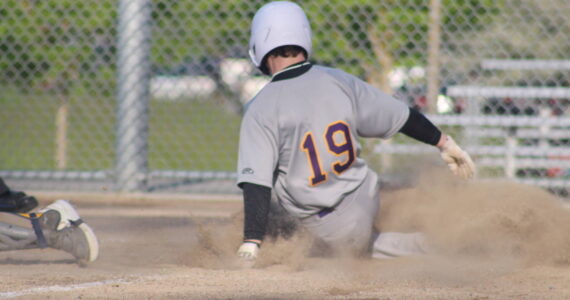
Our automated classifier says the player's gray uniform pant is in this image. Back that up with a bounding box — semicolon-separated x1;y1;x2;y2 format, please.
0;222;39;251
300;169;429;258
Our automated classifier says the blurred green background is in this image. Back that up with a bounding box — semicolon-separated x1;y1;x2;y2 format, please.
1;0;568;181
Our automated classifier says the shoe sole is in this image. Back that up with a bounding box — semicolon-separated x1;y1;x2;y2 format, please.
77;222;99;262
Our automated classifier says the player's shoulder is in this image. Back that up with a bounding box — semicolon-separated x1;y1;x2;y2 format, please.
242;83;279;115
311;64;351;76
308;65;366;98
311;64;360;85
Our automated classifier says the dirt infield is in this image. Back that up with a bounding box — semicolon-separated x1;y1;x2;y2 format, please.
1;175;570;299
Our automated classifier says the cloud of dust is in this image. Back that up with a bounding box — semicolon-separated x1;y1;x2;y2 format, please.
186;212;244;269
186;168;570;282
377;169;570;266
187;211;314;270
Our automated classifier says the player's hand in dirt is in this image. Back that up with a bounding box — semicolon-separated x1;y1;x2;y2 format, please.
237;241;260;261
438;135;475;179
236;241;260;269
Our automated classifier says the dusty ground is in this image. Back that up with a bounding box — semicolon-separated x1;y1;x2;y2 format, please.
1;174;570;299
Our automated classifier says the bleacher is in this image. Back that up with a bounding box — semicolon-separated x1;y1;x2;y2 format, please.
377;60;570;194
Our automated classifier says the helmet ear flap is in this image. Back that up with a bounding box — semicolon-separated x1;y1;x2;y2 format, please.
248;47;257;66
259;58;271;76
249;44;270;75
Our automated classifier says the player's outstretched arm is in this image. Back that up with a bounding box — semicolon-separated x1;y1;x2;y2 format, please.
237;183;271;264
399;108;475;179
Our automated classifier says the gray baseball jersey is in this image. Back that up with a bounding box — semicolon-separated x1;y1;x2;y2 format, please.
237;62;409;218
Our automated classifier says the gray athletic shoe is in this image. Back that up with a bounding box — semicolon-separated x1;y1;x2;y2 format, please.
41;200;99;263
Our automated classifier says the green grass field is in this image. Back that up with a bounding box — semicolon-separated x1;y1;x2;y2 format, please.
0;87;241;172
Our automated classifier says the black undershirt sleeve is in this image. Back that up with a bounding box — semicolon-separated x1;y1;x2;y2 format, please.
399;107;442;146
241;183;271;241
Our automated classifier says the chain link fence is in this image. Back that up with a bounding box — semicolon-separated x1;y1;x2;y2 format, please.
1;0;569;196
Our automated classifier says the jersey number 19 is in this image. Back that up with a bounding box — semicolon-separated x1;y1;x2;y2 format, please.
301;121;355;186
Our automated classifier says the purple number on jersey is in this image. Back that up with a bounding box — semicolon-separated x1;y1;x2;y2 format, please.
301;132;327;186
325;121;355;174
301;121;356;186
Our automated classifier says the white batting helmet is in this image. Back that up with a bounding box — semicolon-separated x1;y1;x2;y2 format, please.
248;1;312;69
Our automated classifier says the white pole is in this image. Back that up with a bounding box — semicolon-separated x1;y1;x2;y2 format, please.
55;100;68;170
115;0;152;192
505;128;517;179
426;0;442;113
538;106;551;149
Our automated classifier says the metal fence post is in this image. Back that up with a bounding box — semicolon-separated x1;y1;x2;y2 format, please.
505;127;517;179
115;0;152;192
426;0;442;114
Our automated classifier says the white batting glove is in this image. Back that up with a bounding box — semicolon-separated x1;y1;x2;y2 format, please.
438;135;475;179
237;241;260;261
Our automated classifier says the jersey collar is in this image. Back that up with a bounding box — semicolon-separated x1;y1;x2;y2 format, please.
271;61;312;82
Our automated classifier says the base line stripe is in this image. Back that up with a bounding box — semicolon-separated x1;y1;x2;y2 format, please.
0;277;139;299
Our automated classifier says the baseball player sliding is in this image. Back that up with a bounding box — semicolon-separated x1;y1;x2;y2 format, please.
0;178;99;264
236;1;475;262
